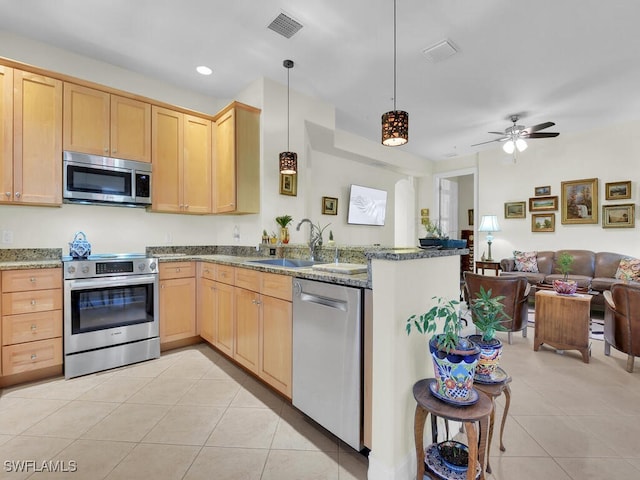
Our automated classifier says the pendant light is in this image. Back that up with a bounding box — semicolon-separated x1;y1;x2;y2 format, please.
279;59;297;174
381;0;408;146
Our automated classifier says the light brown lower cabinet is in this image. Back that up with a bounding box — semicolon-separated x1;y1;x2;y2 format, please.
159;262;196;344
1;268;63;378
195;262;293;398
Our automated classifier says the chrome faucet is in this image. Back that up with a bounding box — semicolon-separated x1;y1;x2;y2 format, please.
296;218;321;261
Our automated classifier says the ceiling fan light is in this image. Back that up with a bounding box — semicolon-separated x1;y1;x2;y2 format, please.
503;140;515;154
382;110;409;146
515;138;528;152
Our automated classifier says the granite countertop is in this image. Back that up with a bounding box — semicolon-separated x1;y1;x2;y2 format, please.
0;245;467;289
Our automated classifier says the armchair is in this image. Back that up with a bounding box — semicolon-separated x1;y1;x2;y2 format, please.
464;272;530;344
603;282;640;372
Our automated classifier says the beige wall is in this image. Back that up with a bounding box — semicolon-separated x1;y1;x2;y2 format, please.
0;33;430;252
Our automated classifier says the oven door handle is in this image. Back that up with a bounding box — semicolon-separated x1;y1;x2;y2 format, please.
65;274;158;291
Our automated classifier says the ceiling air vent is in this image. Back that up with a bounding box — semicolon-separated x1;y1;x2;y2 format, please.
268;12;303;39
422;40;458;63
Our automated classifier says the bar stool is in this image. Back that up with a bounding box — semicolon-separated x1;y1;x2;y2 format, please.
473;371;512;474
413;378;493;480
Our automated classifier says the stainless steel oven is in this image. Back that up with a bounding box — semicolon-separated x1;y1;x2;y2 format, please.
63;254;159;378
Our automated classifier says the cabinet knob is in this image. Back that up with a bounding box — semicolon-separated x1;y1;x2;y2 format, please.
4;192;10;197
31;324;37;332
31;299;37;306
31;353;37;360
176;268;181;273
185;204;189;209
104;147;109;153
112;149;117;154
15;192;21;198
30;277;36;283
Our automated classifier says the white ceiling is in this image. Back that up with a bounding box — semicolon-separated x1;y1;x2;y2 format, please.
2;0;640;162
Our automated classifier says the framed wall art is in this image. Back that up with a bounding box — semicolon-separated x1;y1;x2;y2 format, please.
532;213;555;232
529;196;558;212
504;201;526;219
561;178;598;224
535;185;551;196
322;196;338;215
468;209;474;226
279;173;297;196
605;181;631;200
602;203;635;228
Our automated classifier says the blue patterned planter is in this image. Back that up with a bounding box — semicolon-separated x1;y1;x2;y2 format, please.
429;337;480;404
469;335;503;377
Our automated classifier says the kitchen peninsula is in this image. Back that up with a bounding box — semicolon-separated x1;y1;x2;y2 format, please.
0;245;465;480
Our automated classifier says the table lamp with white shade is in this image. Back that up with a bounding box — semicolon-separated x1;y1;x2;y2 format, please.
478;215;501;261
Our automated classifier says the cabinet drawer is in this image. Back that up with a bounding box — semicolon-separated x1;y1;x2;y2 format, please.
2;289;62;316
2;337;63;376
261;272;292;301
2;310;63;345
235;268;260;291
198;262;216;281
1;268;62;292
159;261;195;279
215;265;235;285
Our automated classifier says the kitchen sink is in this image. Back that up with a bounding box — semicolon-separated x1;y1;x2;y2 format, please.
246;258;324;268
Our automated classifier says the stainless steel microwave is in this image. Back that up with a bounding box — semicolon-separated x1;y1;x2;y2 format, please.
63;151;152;207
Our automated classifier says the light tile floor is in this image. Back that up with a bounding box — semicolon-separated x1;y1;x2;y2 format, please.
1;327;640;479
0;345;367;480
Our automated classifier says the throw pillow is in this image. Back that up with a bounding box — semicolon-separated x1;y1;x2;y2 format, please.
513;250;539;273
615;257;640;282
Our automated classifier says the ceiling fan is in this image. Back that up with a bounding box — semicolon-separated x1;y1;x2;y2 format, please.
472;114;560;155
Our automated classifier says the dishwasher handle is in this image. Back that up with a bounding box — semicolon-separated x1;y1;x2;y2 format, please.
299;291;348;312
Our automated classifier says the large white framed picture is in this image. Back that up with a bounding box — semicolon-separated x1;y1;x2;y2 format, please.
347;184;387;226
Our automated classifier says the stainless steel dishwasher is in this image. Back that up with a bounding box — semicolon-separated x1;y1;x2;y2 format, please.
292;278;362;451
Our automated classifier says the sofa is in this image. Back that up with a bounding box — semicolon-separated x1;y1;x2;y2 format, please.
499;249;640;307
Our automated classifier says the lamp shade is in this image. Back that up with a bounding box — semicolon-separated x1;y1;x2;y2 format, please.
478;215;501;233
381;110;409;146
279;152;297;174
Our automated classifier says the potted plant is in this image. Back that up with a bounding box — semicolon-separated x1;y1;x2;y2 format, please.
262;229;269;244
275;215;293;244
420;219;448;248
468;286;510;379
553;252;577;294
406;297;481;405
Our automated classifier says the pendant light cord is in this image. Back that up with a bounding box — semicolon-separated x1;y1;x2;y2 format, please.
287;66;290;151
393;0;397;111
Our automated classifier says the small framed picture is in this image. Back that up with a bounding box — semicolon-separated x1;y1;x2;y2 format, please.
529;196;558;212
468;209;474;226
504;201;526;219
279;173;297;196
322;196;338;215
535;185;551;196
561;178;598;224
605;181;631;200
602;204;635;228
532;213;555;232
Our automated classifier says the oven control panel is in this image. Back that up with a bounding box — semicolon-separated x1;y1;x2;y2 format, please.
64;257;157;280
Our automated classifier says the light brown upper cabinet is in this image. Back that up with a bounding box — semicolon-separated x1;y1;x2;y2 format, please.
63;83;151;162
1;68;62;206
213;102;260;214
151;106;212;214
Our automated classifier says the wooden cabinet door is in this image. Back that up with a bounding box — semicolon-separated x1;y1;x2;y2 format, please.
197;276;216;344
13;71;62;205
213;107;236;213
183;114;211;213
152;106;182;212
260;295;292;397
159;276;196;344
111;95;151;162
234;287;260;373
215;282;235;358
0;65;12;203
63;83;110;156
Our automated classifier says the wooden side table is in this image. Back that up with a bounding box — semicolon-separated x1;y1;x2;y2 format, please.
473;375;512;474
413;378;492;480
475;261;501;276
534;290;592;363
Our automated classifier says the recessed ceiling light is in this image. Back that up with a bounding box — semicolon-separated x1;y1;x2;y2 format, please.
196;65;212;76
